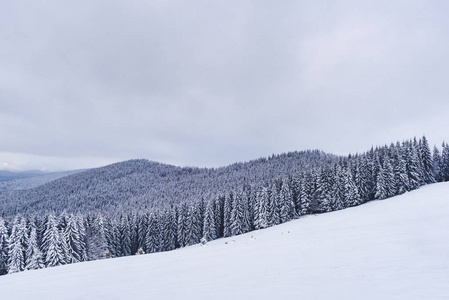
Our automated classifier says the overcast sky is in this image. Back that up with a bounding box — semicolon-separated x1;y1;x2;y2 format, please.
1;1;449;171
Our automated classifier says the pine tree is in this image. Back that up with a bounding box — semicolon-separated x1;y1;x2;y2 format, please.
176;204;187;248
254;186;270;229
230;192;250;236
159;209;176;251
42;214;66;268
103;218;119;258
383;156;396;197
118;215;131;257
344;167;361;207
75;214;88;261
290;175;302;215
354;158;369;203
442;142;449;182
419;136;435;184
86;215;108;260
332;165;346;210
375;163;388;200
214;197;224;238
433;146;442;182
127;213;139;255
315;168;332;213
300;173;313;215
185;204;202;246
0;217;9;275
406;141;423;190
145;212;160;253
279;178;295;222
223;194;233;238
267;182;281;227
394;145;410;194
243;186;255;230
203;199;217;242
25;227;44;270
137;214;148;253
7;216;27;274
64;214;84;263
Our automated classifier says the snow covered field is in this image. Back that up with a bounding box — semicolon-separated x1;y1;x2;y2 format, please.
2;182;449;300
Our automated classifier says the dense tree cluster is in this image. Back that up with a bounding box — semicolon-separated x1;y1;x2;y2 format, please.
0;136;448;276
0;151;333;217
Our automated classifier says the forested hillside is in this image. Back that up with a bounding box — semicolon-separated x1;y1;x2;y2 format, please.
3;182;448;300
0;150;334;216
0;136;448;276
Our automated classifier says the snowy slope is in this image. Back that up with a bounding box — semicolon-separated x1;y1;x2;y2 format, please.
2;183;449;300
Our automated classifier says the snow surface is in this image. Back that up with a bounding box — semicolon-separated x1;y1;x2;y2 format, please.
2;183;449;300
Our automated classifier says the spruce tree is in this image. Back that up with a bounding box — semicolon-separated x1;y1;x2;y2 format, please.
290;175;302;215
214;196;224;238
332;165;346;210
75;214;88;262
383;156;396;197
269;182;281;226
442;142;449;181
254;186;270;229
394;146;410;194
7;216;27;274
185;204;202;246
203;199;217;242
176;204;188;248
127;213;139;255
432;146;442;182
159;209;176;251
136;214;148;253
86;215;108;260
145;212;160;253
230;191;251;236
375;163;388;200
300;173;313;215
354;158;369;203
406;141;423;190
344;167;361;207
42;214;67;268
104;218;119;258
223;194;233;238
243;186;255;230
315;168;332;213
64;214;84;263
118;215;131;257
279;178;295;222
25;227;44;270
419;136;435;184
0;217;9;275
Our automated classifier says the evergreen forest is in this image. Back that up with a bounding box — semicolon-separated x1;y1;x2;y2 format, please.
1;136;449;275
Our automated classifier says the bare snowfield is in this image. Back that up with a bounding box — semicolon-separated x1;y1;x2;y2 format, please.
2;183;449;300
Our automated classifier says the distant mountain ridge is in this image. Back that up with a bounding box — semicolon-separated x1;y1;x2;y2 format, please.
0;170;84;192
0;170;47;182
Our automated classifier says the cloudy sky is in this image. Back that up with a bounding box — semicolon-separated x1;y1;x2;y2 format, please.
1;1;449;171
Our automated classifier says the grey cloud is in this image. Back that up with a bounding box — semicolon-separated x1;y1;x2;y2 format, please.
1;0;449;171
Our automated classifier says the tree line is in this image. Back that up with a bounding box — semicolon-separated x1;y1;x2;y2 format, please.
1;136;449;275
